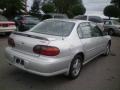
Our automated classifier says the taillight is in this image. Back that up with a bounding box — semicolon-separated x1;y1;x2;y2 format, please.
8;38;15;47
8;23;15;26
0;24;2;27
33;45;60;56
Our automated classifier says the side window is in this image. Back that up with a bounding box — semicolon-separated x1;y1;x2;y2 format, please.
104;21;112;25
90;23;103;37
77;25;83;38
77;23;92;39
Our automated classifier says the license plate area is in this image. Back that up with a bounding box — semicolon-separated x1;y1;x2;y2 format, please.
14;57;24;66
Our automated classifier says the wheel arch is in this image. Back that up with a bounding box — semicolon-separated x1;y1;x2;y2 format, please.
74;52;85;63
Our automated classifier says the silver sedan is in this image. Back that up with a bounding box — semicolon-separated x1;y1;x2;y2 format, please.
5;19;111;79
104;20;120;35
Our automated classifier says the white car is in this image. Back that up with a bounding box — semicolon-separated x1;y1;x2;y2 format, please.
104;20;120;35
0;15;16;34
5;19;111;79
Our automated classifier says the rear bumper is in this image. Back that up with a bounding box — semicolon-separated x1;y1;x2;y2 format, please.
0;27;16;33
5;47;71;76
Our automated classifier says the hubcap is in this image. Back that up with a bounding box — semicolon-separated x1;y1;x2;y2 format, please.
72;59;81;76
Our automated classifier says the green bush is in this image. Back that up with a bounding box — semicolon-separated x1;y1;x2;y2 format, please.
104;5;120;18
69;4;86;17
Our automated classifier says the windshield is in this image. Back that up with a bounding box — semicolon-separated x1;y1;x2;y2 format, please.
0;15;8;21
31;20;75;36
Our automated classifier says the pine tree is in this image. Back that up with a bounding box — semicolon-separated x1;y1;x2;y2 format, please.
30;0;40;14
0;0;26;19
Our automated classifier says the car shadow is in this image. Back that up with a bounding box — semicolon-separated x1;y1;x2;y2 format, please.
0;33;9;39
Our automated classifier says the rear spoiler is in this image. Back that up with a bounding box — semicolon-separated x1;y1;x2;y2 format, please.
12;32;49;41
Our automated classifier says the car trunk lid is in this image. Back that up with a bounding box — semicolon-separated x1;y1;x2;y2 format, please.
11;32;50;56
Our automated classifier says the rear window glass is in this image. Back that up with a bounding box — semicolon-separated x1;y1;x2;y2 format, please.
88;16;103;23
31;20;75;36
25;16;39;20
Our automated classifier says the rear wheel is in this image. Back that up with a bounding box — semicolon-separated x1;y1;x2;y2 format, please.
68;55;83;79
108;29;114;36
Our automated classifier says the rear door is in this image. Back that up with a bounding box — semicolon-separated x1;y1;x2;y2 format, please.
77;22;98;61
78;22;96;60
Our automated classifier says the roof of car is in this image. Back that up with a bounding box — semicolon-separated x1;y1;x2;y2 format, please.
44;19;89;23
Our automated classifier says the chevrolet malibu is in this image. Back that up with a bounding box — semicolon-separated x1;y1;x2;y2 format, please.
5;19;111;79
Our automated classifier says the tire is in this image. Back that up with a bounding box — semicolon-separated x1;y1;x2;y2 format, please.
104;44;111;56
108;29;114;36
68;55;83;79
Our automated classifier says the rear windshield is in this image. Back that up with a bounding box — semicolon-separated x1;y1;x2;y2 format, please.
25;16;39;21
0;15;8;21
88;16;103;23
31;20;75;36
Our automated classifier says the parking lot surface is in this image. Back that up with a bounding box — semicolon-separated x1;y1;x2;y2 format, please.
0;35;120;90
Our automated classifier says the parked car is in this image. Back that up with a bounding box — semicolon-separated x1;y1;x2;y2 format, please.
14;15;40;32
73;15;104;31
5;19;111;79
0;15;16;34
104;20;120;35
41;13;68;20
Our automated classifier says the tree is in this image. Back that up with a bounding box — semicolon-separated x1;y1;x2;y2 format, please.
42;3;55;13
104;0;120;19
30;0;40;14
53;0;86;17
111;0;120;8
69;4;86;17
104;5;120;18
0;0;26;19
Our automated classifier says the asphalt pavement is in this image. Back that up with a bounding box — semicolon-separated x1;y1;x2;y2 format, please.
0;35;120;90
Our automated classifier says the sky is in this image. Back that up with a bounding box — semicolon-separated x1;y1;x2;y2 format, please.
27;0;33;10
27;0;111;16
83;0;111;16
